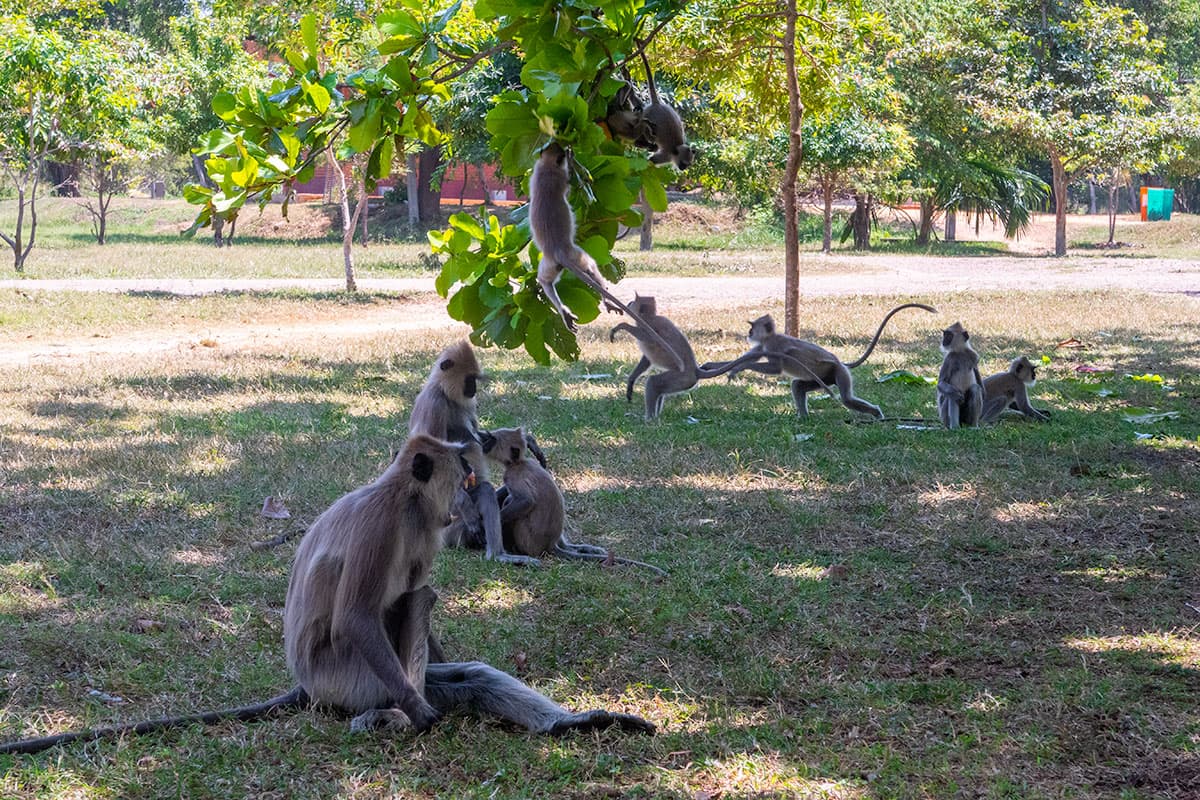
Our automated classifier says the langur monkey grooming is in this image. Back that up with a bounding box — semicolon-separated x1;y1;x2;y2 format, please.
980;356;1050;423
609;294;728;420
408;341;540;566
700;303;938;419
528;142;684;371
480;427;666;575
0;436;653;755
937;322;985;429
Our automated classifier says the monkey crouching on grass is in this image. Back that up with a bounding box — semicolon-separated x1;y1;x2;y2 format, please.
981;356;1051;423
0;435;654;755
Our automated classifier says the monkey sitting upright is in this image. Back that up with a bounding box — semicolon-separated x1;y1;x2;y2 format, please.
980;356;1051;423
937;321;985;429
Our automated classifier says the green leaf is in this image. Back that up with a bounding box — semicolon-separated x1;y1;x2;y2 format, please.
211;92;237;120
876;370;936;385
301;15;319;65
449;213;486;240
641;171;668;212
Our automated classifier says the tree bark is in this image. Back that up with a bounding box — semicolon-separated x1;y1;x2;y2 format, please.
639;191;653;251
417;145;444;226
781;0;803;337
1107;169;1118;245
849;194;871;250
917;197;935;246
944;209;956;241
821;179;835;254
1088;179;1097;215
1049;149;1068;257
327;149;358;292
406;153;420;225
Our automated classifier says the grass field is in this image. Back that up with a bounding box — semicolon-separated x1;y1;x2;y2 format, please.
1;259;1198;799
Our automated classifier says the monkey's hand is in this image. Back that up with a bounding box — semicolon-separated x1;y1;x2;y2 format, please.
604;298;626;315
524;434;548;470
402;696;442;734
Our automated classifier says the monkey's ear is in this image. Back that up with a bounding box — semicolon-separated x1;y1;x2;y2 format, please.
439;359;455;371
412;452;435;483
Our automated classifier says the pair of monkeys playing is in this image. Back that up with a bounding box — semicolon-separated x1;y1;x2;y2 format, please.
0;341;654;756
937;322;1050;429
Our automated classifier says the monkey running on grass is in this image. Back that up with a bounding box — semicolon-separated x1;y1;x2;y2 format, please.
980;356;1051;423
609;294;740;420
0;436;653;755
700;303;938;418
528;142;685;372
475;427;667;575
936;321;985;429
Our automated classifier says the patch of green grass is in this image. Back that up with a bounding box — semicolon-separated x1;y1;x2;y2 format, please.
0;289;1198;798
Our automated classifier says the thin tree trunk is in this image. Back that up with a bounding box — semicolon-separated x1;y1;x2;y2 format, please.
822;179;834;253
639;191;653;251
781;0;803;337
360;194;369;247
406;153;420;225
944;209;956;241
1107;171;1118;245
477;164;490;205
1050;150;1068;257
418;146;444;226
328;149;358;292
458;162;468;208
1088;180;1097;215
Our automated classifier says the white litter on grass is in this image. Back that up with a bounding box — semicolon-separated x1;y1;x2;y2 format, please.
579;373;612;380
88;689;125;704
897;424;941;431
793;433;814;442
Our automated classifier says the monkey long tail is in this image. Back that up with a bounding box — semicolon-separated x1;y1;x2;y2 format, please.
553;543;668;577
0;687;309;755
844;303;938;369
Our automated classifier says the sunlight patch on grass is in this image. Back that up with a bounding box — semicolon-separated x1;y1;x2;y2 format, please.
1064;633;1200;668
965;689;1007;713
443;581;536;613
685;752;868;799
171;549;226;568
771;563;826;581
991;500;1057;524
918;483;979;508
1060;566;1166;584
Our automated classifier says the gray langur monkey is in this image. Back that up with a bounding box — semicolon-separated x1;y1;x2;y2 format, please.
700;303;938;419
604;80;654;146
408;341;540;567
937;322;985;429
0;436;653;755
528;142;685;371
480;428;667;575
635;49;694;169
608;295;727;420
980;356;1050;423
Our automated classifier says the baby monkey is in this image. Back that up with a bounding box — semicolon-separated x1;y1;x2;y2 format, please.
937;321;984;429
981;356;1051;423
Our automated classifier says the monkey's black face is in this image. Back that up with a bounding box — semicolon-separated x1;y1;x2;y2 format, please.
942;330;954;347
463;374;478;398
676;145;694;170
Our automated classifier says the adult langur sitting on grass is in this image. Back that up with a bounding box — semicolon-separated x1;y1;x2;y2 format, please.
936;322;984;429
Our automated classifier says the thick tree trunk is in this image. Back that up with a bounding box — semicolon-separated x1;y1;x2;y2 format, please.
916;197;935;246
639;191;653;251
406;153;420;225
417;146;444;226
781;0;803;336
821;179;834;253
1050;150;1068;257
850;194;871;250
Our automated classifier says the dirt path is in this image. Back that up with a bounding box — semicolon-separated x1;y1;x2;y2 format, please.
2;256;1197;366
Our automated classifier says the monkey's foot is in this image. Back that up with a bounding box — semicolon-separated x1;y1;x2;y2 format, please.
488;552;542;567
548;710;656;736
558;312;579;332
350;708;411;733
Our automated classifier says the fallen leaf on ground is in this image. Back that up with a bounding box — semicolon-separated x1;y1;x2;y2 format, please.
820;564;849;581
261;496;291;519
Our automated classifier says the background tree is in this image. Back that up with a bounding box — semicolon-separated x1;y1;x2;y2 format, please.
971;0;1170;256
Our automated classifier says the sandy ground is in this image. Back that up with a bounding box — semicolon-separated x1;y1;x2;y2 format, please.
2;212;1197;367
